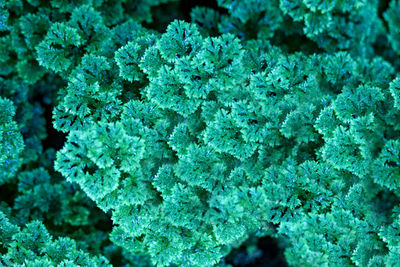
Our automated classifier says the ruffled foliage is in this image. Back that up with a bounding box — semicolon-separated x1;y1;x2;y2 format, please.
3;0;400;267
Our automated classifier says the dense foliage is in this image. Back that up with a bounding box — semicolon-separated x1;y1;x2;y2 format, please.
2;0;400;266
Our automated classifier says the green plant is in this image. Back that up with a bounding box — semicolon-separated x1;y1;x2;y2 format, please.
3;1;400;266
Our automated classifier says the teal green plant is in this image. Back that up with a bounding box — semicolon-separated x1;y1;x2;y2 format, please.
3;1;400;266
0;211;110;266
53;15;400;265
